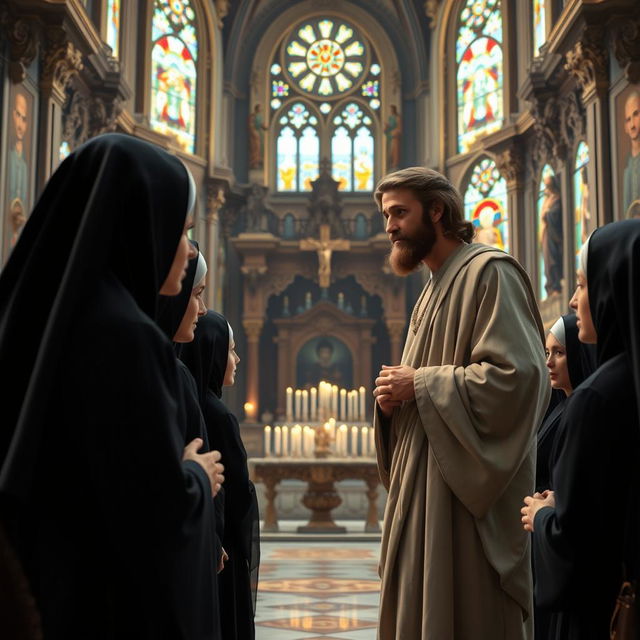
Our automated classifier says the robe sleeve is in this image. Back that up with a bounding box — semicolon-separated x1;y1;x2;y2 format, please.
414;259;548;518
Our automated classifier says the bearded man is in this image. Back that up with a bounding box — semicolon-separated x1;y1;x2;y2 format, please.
372;167;549;640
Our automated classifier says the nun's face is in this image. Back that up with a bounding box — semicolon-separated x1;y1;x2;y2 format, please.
223;332;240;387
570;270;597;344
159;217;197;295
545;333;571;396
173;276;207;343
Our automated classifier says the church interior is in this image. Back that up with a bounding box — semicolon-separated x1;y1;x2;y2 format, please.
1;0;639;636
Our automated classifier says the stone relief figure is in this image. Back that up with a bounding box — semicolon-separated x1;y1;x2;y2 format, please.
539;174;563;297
248;104;267;170
385;105;402;171
623;90;640;215
243;184;272;233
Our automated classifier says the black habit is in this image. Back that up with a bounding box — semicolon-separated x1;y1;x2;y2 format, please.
0;134;219;639
180;311;260;640
532;220;640;640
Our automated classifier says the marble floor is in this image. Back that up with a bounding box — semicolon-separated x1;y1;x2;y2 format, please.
256;539;381;640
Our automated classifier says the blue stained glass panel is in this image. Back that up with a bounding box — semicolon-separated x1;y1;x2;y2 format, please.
574;141;591;266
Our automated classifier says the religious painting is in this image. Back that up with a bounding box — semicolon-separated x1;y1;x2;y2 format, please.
537;164;563;299
614;83;640;219
463;157;509;252
573;141;591;266
296;336;353;389
3;82;35;261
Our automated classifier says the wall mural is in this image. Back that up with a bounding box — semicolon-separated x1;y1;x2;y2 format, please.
616;84;640;219
296;335;353;389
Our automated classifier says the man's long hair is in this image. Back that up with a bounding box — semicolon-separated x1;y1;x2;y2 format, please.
374;167;475;243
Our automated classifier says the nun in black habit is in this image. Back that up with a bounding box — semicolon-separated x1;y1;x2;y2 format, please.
180;311;260;640
535;314;596;494
0;134;222;639
522;220;640;640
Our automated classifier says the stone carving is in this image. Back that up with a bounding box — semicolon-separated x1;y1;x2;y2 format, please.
61;86;90;151
495;147;524;187
243;184;273;233
424;0;441;29
613;16;640;84
42;27;83;97
565;26;608;101
207;184;226;224
1;11;38;83
306;158;345;238
89;95;122;136
214;0;229;28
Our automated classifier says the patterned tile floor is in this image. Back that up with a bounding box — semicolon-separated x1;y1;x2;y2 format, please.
256;540;381;639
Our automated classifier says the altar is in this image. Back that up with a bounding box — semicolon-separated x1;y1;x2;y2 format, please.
249;457;381;534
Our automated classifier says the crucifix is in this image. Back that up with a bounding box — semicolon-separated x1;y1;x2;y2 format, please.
300;224;350;289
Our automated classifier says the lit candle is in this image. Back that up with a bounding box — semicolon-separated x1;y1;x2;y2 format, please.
361;426;369;457
310;387;317;421
286;387;293;421
274;426;282;456
295;389;302;421
339;424;348;457
282;425;289;457
350;425;358;457
264;425;271;457
292;424;302;457
340;388;347;421
331;385;338;418
359;386;366;422
302;390;309;422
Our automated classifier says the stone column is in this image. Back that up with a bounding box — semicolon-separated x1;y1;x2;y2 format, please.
495;146;526;265
205;184;225;308
565;26;611;226
242;318;263;422
386;320;405;366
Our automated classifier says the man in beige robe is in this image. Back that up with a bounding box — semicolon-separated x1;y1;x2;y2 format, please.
373;167;549;640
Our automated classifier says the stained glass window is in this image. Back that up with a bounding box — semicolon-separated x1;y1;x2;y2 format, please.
537;164;561;299
284;19;367;98
272;18;380;192
456;0;503;153
574;142;591;266
532;0;546;57
463;157;509;252
106;0;121;58
330;103;374;192
150;0;198;154
276;102;320;192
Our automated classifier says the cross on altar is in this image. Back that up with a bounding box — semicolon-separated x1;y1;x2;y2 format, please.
299;224;350;289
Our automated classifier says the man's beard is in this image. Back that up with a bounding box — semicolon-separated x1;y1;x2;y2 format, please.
388;218;437;275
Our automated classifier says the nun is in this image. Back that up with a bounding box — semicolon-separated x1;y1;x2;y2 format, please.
536;314;595;493
0;134;223;639
521;221;640;639
180;311;260;640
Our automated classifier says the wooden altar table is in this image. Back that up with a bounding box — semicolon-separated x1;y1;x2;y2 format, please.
248;458;381;534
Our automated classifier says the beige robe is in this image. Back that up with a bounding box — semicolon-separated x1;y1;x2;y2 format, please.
376;243;550;640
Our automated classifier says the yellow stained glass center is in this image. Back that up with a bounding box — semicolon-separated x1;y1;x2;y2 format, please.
306;39;345;77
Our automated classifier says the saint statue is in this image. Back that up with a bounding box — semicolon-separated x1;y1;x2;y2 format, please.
385;105;402;170
248;104;267;169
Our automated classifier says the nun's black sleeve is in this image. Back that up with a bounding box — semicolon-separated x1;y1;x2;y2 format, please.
532;355;638;638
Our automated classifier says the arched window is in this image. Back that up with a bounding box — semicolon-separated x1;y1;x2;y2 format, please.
456;0;504;153
537;164;561;299
574;142;591;263
269;17;381;192
463;157;509;252
532;0;547;57
331;103;374;192
150;0;198;153
282;213;296;239
354;213;368;239
106;0;121;57
276;102;320;192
